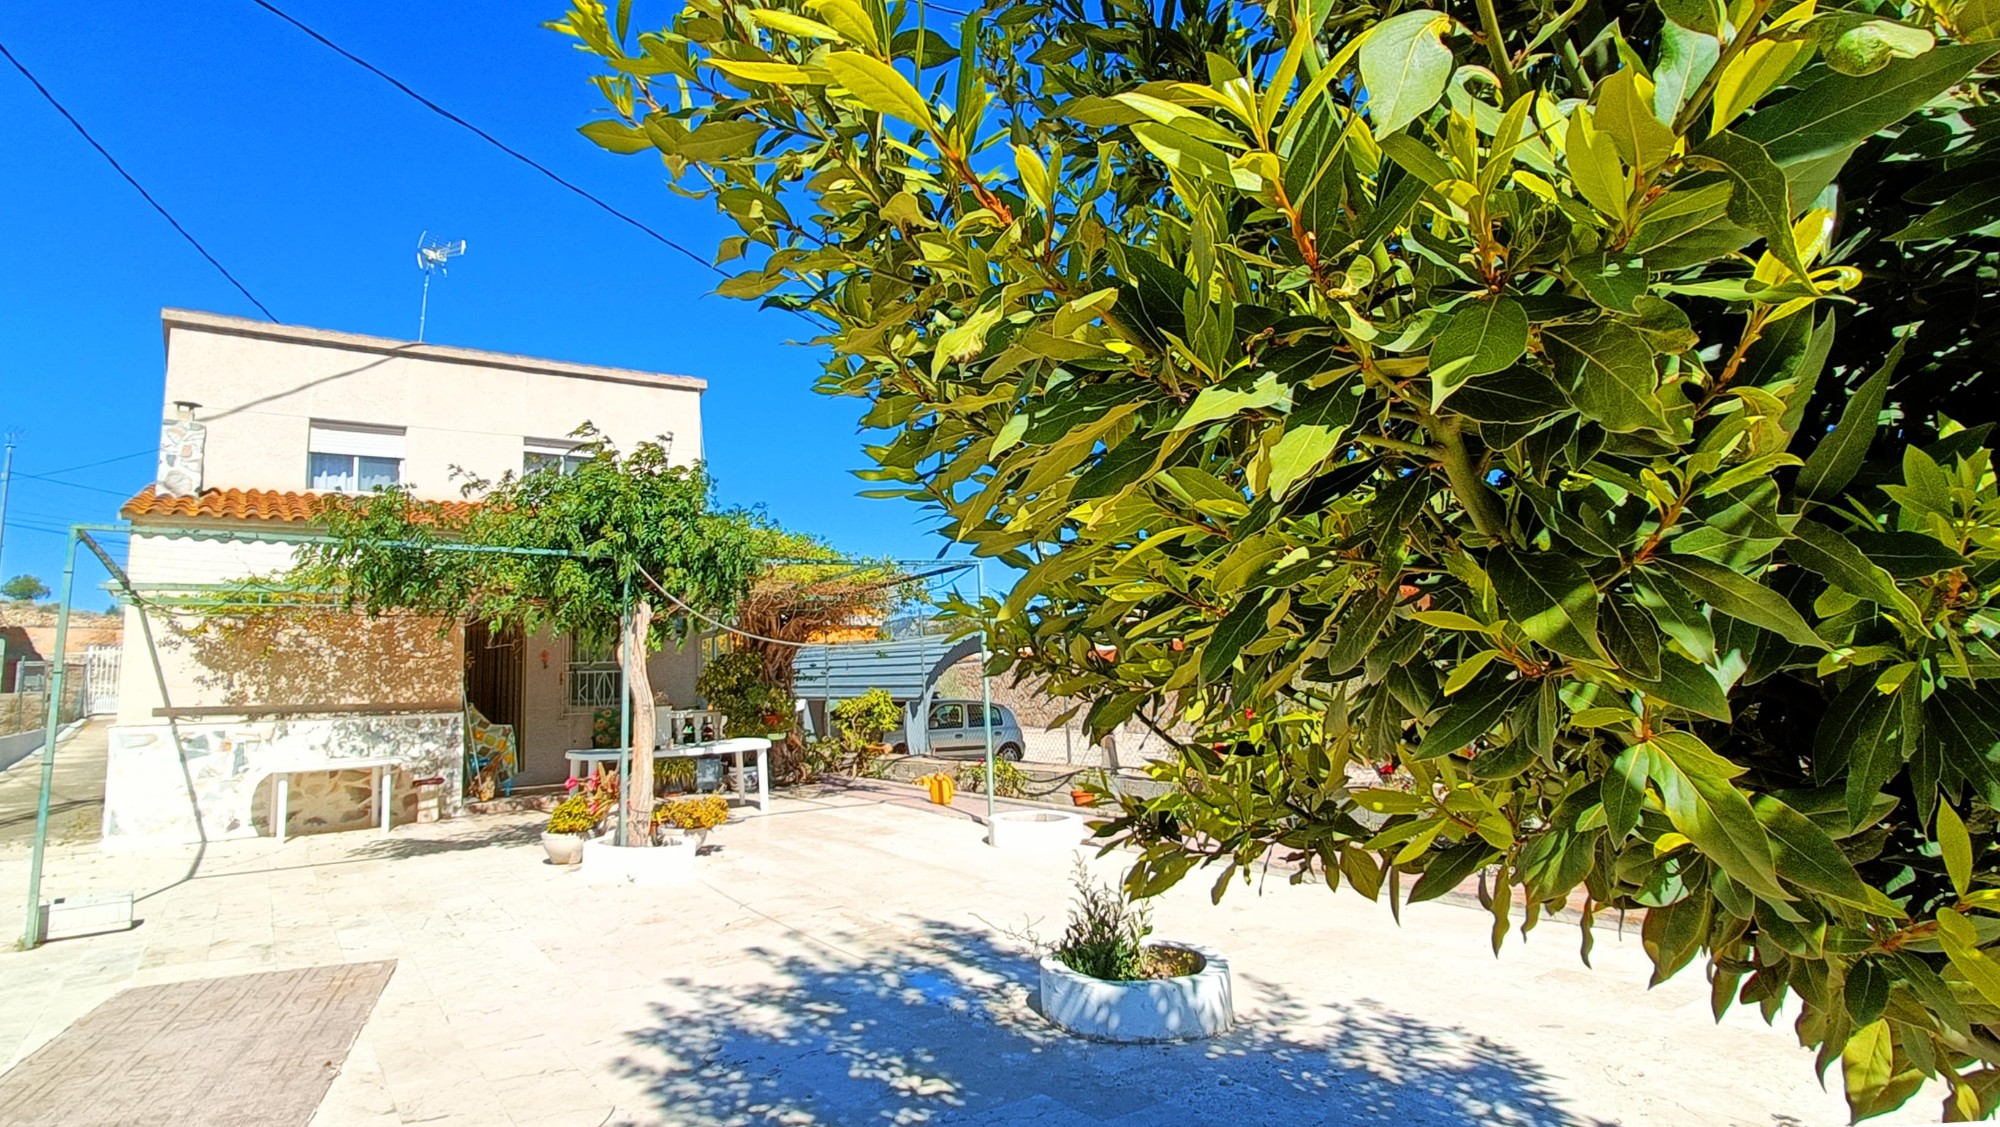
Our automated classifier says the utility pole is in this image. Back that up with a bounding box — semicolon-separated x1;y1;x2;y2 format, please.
0;431;18;583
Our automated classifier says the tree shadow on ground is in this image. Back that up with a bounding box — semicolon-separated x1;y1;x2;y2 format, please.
610;919;1615;1127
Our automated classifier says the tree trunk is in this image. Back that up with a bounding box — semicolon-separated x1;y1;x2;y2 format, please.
624;599;658;845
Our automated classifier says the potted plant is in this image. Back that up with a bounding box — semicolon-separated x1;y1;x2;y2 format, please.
1071;769;1109;807
656;757;697;795
654;794;729;849
1036;861;1232;1042
542;794;599;865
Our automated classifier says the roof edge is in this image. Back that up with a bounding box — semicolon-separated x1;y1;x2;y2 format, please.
160;308;707;392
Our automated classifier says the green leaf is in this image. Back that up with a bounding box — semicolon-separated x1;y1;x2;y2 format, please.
1487;548;1606;662
1408;839;1499;902
1202;590;1274;681
1444;364;1569;424
1543;321;1668;433
1688;132;1809;282
1415;673;1526;759
1603;743;1647;836
1890;179;2000;241
1787;520;1924;625
1844;958;1889;1027
705;57;834;85
824;52;935;129
1642;893;1710;985
1817;681;1909;827
1429;295;1529;406
1654;20;1720;125
1937;909;2000;1010
674;119;767;160
579;119;652;153
1645;556;1823;648
1176;372;1289;431
1357;10;1454;137
1132;121;1255;192
1940;800;1974;898
1822;18;1937;77
1796;341;1900;502
1737;44;2000;173
1567;252;1648;313
1644;734;1788;900
1596;69;1677;172
1267;379;1358;498
1753;795;1890;914
1840;1018;1895;1120
1639;650;1731;721
1849;529;1971;579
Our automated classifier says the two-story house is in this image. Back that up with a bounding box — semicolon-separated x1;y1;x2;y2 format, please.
103;308;709;846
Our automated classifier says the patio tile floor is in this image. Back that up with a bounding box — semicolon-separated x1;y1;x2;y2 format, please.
0;777;1896;1125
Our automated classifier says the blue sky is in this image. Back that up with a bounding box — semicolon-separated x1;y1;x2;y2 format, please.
0;1;964;599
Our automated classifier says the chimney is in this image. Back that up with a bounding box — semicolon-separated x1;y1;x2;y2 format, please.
157;401;206;498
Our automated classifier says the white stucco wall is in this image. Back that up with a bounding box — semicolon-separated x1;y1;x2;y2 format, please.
158;308;705;497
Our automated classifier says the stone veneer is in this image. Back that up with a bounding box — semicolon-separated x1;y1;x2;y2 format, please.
101;714;463;846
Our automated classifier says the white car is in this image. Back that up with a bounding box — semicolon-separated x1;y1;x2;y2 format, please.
890;699;1026;760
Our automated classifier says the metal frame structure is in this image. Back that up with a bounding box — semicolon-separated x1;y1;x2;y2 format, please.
20;520;997;951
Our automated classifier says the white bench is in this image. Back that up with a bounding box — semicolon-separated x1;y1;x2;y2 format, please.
262;756;408;844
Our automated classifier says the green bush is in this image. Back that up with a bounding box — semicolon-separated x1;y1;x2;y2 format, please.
830;688;901;756
696;648;789;736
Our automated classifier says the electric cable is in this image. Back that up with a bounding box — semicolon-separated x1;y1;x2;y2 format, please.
0;40;280;321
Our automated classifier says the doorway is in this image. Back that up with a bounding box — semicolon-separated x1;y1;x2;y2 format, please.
464;618;524;752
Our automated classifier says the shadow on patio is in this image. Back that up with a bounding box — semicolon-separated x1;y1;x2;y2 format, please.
611;918;1612;1126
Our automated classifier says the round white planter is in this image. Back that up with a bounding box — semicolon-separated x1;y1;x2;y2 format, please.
988;809;1089;851
541;831;587;866
579;839;696;886
1039;943;1232;1042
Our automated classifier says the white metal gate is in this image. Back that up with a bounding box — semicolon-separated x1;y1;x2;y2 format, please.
83;645;120;717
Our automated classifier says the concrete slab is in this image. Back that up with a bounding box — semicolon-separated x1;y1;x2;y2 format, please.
0;960;393;1126
0;784;1905;1125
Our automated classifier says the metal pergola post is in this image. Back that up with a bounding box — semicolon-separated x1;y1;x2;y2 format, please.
617;574;632;847
21;526;79;950
979;562;995;845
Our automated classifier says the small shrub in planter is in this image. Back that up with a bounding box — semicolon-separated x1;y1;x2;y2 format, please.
830;688;899;770
1037;861;1232;1041
654;794;728;834
547;796;599;836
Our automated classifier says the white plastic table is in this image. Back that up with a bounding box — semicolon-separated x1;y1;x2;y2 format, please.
264;756;407;844
565;737;771;813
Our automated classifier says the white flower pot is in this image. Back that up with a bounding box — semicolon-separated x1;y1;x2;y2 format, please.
541;831;588;866
1039;942;1233;1042
580;838;696;886
988;809;1088;851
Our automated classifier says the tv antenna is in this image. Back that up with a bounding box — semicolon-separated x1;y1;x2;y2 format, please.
414;231;467;342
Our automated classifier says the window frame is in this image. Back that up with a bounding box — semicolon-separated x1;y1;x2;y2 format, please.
308;421;406;493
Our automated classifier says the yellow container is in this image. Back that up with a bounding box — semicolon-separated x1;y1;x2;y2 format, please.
922;773;956;805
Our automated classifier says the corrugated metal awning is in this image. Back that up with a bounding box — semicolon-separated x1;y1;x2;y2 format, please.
792;636;974;701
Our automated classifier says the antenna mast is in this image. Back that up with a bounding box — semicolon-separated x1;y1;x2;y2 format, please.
414;231;468;342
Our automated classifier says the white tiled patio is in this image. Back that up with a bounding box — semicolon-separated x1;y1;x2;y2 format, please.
0;777;1867;1125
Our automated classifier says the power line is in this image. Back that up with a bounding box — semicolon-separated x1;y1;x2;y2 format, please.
244;0;724;279
0;41;280;322
37;447;156;477
242;0;831;331
10;471;134;498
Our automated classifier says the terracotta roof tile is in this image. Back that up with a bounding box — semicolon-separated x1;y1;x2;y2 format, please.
120;486;478;524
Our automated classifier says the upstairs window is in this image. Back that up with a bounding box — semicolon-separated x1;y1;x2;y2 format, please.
309;422;405;492
524;438;588;476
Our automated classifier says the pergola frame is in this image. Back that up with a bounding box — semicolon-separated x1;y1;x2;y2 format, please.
20;521;996;951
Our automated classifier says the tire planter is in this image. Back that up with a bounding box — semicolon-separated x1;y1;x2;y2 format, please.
541;831;588;866
1039;943;1232;1043
579;839;696;886
988;809;1088;851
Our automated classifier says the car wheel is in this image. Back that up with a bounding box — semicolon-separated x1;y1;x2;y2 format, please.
1000;743;1024;762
